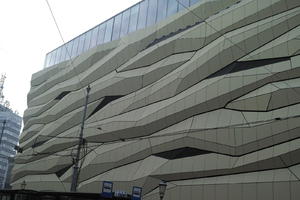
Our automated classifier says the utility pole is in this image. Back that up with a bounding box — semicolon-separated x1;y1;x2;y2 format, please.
70;85;91;192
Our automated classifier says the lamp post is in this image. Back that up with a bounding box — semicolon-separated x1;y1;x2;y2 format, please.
21;180;26;190
159;181;167;200
70;85;91;192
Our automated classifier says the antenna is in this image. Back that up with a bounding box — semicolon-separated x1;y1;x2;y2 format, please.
0;74;6;105
0;73;10;109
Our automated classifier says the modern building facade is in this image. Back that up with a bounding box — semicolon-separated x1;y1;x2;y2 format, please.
12;0;300;199
0;105;22;189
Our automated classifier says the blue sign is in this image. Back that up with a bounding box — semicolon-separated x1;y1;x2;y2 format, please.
132;186;142;200
102;181;113;198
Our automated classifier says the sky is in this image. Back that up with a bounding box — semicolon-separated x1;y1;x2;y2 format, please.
0;0;140;117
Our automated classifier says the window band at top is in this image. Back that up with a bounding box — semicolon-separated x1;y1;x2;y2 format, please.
44;0;202;68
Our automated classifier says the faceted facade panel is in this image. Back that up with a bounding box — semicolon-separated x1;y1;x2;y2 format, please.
12;0;300;199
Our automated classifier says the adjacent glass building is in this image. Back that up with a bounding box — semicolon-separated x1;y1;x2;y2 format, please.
0;105;22;189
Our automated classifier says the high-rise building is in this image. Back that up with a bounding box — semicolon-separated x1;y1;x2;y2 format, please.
0;105;21;189
12;0;300;199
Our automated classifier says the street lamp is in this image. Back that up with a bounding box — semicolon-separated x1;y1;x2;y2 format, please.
159;181;167;200
21;180;26;190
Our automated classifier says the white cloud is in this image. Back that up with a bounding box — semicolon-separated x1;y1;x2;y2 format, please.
0;0;140;117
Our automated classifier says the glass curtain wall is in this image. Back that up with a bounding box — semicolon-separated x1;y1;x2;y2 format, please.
44;0;202;68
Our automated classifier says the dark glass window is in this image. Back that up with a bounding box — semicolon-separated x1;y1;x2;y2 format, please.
120;9;130;37
146;0;158;26
129;4;139;33
97;23;106;45
156;0;168;21
178;0;190;11
112;13;122;40
71;37;79;58
90;26;99;49
137;0;148;30
104;19;114;43
167;0;178;16
77;34;86;55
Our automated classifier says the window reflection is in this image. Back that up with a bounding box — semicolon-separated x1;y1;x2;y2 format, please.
120;9;130;37
59;45;66;63
178;0;190;11
129;4;139;33
157;0;167;21
44;53;51;67
90;26;99;49
71;37;79;58
83;30;92;52
54;47;61;65
147;0;158;26
44;0;200;68
65;41;74;60
112;14;122;40
77;34;86;56
167;0;178;16
104;19;113;43
97;23;106;45
49;49;57;66
137;0;148;30
190;0;200;6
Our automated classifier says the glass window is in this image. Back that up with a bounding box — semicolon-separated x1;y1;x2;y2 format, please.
120;9;130;37
156;0;168;22
190;0;200;6
112;13;122;40
44;53;51;67
83;30;92;52
137;0;148;30
71;37;79;58
64;40;73;60
59;45;66;63
77;34;86;56
178;0;190;11
146;0;158;26
167;0;178;17
128;4;139;33
97;23;106;45
49;50;57;66
54;47;61;65
104;18;113;43
90;26;99;48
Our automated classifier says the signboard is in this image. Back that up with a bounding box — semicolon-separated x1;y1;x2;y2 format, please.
132;186;142;200
102;181;113;198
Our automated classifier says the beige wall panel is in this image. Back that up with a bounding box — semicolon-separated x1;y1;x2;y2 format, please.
13;0;300;197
